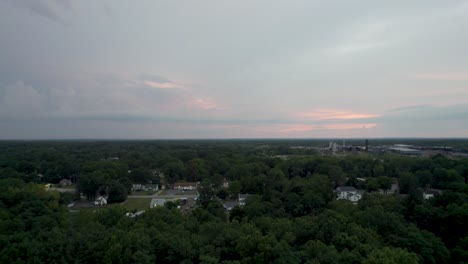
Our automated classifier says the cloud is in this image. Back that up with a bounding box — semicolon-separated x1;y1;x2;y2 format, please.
383;104;468;122
387;105;432;113
413;73;468;81
278;123;377;133
0;81;78;118
143;81;187;90
190;97;229;110
5;0;72;24
297;109;380;121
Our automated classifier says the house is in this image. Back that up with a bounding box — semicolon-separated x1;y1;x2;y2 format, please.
174;182;198;191
423;188;443;199
150;198;166;208
336;186;362;202
222;194;250;211
94;196;107;206
223;201;239;211
238;194;250;206
60;178;72;186
132;184;146;192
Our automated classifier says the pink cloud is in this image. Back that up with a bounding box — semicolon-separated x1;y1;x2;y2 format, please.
414;73;468;81
189;97;230;110
323;123;377;130
143;80;187;89
256;123;378;135
297;109;379;120
279;124;317;133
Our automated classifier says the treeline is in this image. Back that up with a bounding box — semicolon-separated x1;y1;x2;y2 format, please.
0;141;468;263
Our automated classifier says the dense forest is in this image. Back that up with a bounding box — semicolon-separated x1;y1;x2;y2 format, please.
1;140;468;263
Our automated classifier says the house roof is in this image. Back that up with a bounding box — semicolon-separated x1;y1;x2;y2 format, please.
425;188;443;195
239;193;250;199
223;201;239;210
337;186;356;192
347;193;360;198
150;198;166;207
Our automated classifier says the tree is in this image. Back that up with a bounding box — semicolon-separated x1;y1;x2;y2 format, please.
399;172;418;194
77;172;108;200
162;160;185;184
107;182;128;203
415;170;433;188
186;159;208;182
129;168;152;183
363;247;418;264
377;176;393;191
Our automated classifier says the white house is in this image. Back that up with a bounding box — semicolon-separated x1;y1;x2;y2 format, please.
174;182;198;191
94;196;107;206
336;186;362;202
423;188;442;199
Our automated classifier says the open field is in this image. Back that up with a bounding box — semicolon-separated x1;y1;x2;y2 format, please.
119;198;151;210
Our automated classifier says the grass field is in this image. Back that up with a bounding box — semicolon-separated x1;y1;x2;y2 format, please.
117;198;152;211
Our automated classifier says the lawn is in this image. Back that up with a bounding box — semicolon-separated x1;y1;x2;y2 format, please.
120;198;152;211
132;190;158;196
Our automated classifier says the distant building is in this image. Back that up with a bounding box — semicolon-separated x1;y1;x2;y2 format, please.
389;146;422;155
132;184;159;192
174;182;198;191
60;178;72;186
336;186;362;202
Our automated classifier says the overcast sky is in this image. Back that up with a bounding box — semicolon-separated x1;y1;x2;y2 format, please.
1;0;468;139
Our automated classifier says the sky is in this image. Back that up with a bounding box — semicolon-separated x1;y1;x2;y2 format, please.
1;0;468;139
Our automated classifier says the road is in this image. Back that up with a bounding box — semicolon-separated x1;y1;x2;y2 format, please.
128;190;199;199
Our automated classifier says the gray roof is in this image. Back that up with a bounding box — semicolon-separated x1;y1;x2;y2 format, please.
150;198;166;207
425;188;443;195
239;193;250;200
223;201;239;210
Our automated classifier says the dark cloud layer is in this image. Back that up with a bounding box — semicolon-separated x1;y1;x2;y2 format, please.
0;1;468;138
3;0;72;24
